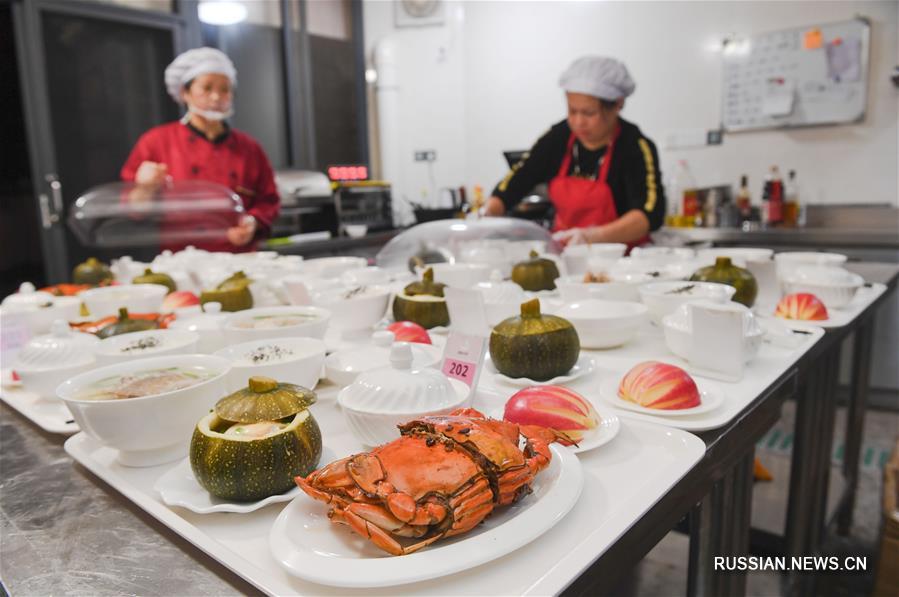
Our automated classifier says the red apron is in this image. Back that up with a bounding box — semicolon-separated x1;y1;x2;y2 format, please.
548;127;650;250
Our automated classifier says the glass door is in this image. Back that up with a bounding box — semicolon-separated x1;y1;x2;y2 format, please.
12;0;186;282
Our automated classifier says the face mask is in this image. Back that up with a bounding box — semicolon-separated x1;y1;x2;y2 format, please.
186;103;233;121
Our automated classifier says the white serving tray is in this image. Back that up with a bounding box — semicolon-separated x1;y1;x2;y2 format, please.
478;321;824;432
63;385;704;596
0;386;79;435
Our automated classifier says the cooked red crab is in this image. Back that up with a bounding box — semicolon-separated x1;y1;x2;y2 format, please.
296;408;568;556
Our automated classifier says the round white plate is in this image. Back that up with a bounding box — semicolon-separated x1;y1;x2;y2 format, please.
484;400;620;455
1;368;22;388
269;444;583;587
568;409;621;453
154;458;301;514
488;353;596;387
599;375;724;417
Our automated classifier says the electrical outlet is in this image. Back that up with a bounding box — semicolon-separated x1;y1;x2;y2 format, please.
414;150;437;162
707;129;724;145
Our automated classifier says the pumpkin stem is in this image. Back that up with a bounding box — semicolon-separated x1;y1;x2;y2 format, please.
423;267;434;283
143;268;153;275
117;307;130;320
249;376;278;393
520;298;542;318
528;250;539;259
715;257;733;268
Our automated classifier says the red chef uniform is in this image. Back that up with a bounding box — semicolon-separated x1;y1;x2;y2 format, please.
121;121;280;253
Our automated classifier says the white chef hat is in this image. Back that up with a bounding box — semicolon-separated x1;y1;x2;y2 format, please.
558;56;635;101
164;47;237;104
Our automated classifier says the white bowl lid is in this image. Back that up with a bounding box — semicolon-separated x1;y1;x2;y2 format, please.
2;282;56;310
338;343;458;413
14;320;97;370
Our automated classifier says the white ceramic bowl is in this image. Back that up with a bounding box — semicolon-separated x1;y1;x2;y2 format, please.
167;302;229;354
775;251;849;280
555;299;648;348
629;246;695;265
81;284;168;318
556;274;644;303
426;262;492;288
222;306;331;345
1;295;81;335
345;224;368;238
341;266;391;286
662;301;763;364
302;256;368;279
338;376;470;446
95;329;200;365
311;285;391;333
781;266;864;308
215;336;327;393
14;320;99;399
638;281;737;325
56;354;231;467
561;243;627;276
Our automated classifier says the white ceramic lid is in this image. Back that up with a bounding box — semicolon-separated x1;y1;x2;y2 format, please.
665;300;762;337
2;282;56;310
337;343;457;413
169;302;228;333
14;320;98;371
95;328;199;358
327;336;440;379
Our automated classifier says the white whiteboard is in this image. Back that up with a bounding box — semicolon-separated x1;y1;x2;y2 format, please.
722;18;870;132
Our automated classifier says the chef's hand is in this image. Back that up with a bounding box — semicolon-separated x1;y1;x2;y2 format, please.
227;215;257;247
130;162;169;203
552;227;590;247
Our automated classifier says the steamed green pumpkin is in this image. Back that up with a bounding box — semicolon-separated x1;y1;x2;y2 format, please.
511;250;560;291
200;271;253;312
96;307;158;339
391;267;450;329
73;257;113;286
190;376;322;502
132;268;176;294
489;298;579;381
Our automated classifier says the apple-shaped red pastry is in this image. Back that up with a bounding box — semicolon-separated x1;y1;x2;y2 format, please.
775;293;828;321
160;290;200;313
503;385;599;445
386;321;432;344
618;361;701;410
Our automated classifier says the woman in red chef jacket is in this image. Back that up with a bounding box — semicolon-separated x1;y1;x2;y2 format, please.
121;47;280;252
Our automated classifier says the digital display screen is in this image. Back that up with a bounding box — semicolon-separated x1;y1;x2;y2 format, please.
327;165;369;182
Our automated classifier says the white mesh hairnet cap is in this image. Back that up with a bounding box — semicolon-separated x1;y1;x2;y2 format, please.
164;47;237;104
558;56;635;100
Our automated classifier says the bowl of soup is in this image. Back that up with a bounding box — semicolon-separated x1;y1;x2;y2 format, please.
222;306;331;345
57;354;231;467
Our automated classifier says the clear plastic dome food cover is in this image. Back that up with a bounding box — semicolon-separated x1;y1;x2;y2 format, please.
375;217;560;274
68;180;245;248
